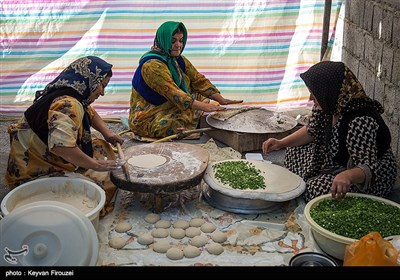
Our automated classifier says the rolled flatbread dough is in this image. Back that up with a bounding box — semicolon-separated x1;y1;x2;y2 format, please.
128;154;166;169
210;107;258;121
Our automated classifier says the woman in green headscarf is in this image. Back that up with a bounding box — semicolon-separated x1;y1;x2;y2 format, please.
129;21;243;138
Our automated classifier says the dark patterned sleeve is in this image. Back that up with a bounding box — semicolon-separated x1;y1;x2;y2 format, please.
346;115;379;188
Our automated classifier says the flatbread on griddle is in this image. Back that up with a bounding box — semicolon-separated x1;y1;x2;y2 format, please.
209;107;260;121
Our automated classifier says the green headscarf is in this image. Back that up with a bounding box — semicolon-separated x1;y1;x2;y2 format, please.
141;21;188;93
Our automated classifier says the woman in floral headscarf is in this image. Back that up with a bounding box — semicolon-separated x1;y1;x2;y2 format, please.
5;56;124;216
262;61;397;202
129;21;243;138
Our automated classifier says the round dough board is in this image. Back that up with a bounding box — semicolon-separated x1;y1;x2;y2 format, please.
111;142;209;193
203;159;305;202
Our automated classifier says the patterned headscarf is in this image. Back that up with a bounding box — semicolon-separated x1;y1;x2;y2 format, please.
140;21;189;93
25;56;113;157
300;61;391;163
300;61;345;115
36;56;112;104
300;61;383;116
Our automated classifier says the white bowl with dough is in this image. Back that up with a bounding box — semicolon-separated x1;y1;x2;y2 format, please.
1;177;105;231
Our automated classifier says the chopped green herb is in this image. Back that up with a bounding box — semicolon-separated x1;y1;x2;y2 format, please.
310;196;400;239
212;161;266;190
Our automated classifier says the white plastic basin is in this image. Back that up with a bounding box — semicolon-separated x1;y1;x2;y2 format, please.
1;177;105;231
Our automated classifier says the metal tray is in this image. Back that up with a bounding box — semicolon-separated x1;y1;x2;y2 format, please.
206;108;297;134
202;184;284;214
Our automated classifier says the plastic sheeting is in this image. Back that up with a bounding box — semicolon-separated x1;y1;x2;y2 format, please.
1;0;343;117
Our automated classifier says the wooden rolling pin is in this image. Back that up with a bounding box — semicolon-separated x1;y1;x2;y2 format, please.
116;143;130;182
153;127;215;143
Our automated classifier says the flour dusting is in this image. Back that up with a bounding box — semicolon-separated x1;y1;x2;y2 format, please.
171;151;201;175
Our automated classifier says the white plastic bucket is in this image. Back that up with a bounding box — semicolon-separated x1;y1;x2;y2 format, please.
1;177;105;231
0;201;99;266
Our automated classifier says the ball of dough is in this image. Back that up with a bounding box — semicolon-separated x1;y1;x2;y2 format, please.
137;233;154;245
190;235;208;247
166;247;184;260
153;240;172;253
114;222;132;233
144;213;161;224
173;220;190;229
189;218;206;227
183;245;201;258
185;227;201;238
200;222;216;233
206;243;224;255
109;237;126;249
155;220;171;229
211;230;227;243
170;228;186;239
151;228;169;238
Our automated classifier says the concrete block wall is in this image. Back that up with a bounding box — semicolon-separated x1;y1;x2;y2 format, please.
342;0;400;184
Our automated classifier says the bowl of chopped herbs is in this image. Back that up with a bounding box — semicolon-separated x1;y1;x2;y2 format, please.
304;193;400;260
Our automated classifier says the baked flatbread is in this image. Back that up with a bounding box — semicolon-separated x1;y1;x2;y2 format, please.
209;107;260;121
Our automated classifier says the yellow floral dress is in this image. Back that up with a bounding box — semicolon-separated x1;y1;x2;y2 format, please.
5;95;117;216
129;56;219;138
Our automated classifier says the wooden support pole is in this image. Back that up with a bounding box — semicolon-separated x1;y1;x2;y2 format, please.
321;0;332;61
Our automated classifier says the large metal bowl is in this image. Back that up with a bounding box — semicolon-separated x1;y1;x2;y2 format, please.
202;160;305;214
202;184;284;214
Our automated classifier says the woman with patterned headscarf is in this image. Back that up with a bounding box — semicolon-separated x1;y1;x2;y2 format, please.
262;61;397;202
129;21;243;138
5;56;124;216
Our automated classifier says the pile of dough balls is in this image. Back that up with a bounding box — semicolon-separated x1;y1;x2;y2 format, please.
136;213;227;260
108;221;133;249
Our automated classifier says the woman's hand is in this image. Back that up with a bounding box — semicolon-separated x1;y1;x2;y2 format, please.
330;171;352;200
330;167;366;200
262;138;282;154
52;146;122;171
193;100;226;112
93;159;123;171
104;133;124;146
208;93;243;106
219;98;243;105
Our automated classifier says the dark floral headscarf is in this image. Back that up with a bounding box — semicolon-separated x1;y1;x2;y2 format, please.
300;61;391;163
300;61;383;116
25;56;113;157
